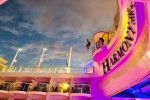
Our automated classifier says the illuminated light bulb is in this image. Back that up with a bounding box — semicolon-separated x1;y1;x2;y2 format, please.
44;48;47;51
61;82;69;91
18;48;22;51
146;51;150;57
14;60;17;63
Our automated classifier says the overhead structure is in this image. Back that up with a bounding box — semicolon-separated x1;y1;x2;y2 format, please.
67;47;72;73
9;48;22;67
36;48;47;72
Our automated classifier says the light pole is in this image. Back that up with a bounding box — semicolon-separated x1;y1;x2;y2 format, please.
8;48;22;72
67;47;72;73
36;48;47;72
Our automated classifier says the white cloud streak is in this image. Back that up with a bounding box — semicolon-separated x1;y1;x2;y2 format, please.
16;0;116;39
0;26;20;36
3;0;116;67
0;16;14;22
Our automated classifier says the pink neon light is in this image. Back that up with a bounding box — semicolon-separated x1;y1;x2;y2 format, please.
0;0;7;5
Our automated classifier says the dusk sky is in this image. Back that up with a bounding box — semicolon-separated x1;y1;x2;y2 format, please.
0;0;116;67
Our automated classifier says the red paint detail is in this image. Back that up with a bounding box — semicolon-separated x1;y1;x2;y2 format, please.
86;39;91;49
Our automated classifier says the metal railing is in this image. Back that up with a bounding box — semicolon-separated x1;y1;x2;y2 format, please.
0;66;93;73
0;82;90;94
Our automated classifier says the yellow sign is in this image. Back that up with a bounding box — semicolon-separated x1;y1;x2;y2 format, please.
0;57;7;64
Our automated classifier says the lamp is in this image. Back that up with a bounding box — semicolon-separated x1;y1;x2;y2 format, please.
62;82;69;91
36;48;47;72
58;82;70;93
8;48;22;72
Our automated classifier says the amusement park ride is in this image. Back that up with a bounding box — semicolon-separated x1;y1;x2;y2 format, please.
0;0;150;100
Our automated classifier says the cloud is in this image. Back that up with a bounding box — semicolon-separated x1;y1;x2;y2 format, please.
16;0;116;39
0;26;20;36
9;39;92;67
0;15;14;22
0;0;117;67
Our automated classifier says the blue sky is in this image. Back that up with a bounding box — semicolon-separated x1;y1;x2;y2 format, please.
0;0;116;67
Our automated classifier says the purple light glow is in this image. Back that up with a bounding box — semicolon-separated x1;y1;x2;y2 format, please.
98;1;145;78
134;2;145;44
105;1;145;75
91;0;149;98
141;84;150;94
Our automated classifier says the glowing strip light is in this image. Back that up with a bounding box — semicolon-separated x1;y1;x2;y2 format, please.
122;11;129;38
0;0;7;5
